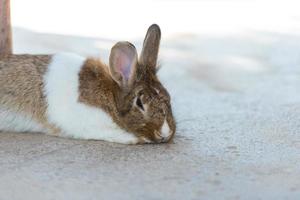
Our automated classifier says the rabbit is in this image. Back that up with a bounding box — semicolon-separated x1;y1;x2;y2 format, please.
0;24;176;144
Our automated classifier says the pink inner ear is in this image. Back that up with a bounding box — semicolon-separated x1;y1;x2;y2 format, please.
115;50;134;81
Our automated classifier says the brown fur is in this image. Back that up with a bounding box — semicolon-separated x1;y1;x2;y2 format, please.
0;54;60;134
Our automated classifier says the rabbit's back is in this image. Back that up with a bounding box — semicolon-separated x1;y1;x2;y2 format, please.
0;55;51;132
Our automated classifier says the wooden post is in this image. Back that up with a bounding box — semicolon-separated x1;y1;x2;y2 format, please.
0;0;12;55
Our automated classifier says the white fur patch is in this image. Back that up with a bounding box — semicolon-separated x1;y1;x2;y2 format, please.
44;53;138;144
160;119;171;138
0;107;45;133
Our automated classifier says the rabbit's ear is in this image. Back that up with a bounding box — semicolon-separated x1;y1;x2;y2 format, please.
139;24;161;70
109;42;138;88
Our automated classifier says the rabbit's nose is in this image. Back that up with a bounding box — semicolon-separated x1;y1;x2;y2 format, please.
153;119;172;143
160;118;171;139
153;130;169;143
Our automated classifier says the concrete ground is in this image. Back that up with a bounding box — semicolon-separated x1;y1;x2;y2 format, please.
0;28;300;200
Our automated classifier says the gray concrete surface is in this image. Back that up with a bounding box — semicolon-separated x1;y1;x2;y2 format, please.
0;29;300;200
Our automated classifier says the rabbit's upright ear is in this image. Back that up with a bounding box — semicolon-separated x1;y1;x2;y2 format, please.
139;24;161;70
109;42;138;88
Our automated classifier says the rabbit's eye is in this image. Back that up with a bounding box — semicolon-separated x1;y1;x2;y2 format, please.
136;97;144;111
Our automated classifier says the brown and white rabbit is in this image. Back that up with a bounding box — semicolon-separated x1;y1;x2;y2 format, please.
0;24;176;144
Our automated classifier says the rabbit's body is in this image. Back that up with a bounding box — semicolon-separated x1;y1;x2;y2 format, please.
0;24;176;144
0;53;139;144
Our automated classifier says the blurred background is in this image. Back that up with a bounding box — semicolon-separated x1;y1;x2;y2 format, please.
11;0;300;38
11;0;300;83
11;0;300;97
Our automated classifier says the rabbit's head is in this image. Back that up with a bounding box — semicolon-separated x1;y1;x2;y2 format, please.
109;24;176;143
